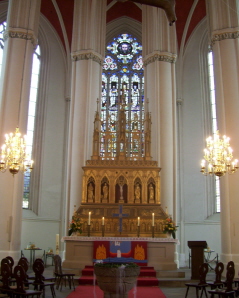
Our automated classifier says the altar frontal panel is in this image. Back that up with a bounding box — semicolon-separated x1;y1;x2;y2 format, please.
93;241;147;265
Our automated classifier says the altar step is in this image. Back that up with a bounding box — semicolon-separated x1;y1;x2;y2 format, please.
79;265;159;287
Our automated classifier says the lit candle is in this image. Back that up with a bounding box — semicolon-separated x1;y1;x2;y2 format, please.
152;213;154;226
88;212;91;225
102;217;105;225
137;217;140;226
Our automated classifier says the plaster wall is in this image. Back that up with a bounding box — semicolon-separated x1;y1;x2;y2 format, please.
21;15;68;254
177;19;221;266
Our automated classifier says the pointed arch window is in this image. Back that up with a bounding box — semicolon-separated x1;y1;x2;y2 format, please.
208;50;220;213
23;45;41;209
101;33;145;159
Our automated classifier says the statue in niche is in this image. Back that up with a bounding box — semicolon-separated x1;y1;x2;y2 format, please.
102;183;109;201
134;183;141;202
87;182;94;202
149;183;155;202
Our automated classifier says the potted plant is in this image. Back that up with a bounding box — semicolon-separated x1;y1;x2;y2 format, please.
68;211;82;236
94;262;140;298
163;217;178;239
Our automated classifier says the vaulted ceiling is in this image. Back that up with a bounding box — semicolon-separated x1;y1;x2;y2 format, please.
39;0;206;52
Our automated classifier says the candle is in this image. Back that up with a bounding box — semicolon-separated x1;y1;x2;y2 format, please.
56;234;59;246
152;213;154;226
102;217;105;225
56;234;59;254
137;217;140;226
88;212;91;225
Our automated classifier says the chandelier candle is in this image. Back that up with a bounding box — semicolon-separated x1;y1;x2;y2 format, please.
200;130;239;177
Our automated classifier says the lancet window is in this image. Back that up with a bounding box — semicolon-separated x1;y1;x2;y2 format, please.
100;33;148;160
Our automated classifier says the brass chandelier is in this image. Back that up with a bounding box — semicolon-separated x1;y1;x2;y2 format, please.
0;3;34;176
0;127;33;175
200;131;238;177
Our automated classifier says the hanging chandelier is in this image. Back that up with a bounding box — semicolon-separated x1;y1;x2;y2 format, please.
200;131;238;177
0;127;33;176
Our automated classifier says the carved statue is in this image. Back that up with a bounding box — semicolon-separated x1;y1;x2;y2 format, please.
116;0;176;25
134;183;141;201
87;182;94;202
149;183;154;201
102;183;109;201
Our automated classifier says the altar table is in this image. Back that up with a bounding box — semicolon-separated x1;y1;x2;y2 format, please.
62;236;179;274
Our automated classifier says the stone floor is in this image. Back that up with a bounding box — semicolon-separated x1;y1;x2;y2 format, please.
39;265;216;298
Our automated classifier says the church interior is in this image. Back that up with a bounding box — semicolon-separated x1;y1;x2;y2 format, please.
1;0;239;291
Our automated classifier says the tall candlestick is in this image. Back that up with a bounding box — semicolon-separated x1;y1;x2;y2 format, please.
88;212;91;225
152;213;154;226
102;217;105;225
137;217;140;226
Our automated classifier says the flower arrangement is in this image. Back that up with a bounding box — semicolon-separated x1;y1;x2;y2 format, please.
163;217;178;239
68;212;82;236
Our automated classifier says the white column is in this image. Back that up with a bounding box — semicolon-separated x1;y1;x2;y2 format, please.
206;0;239;268
67;0;106;216
142;6;177;217
0;0;41;260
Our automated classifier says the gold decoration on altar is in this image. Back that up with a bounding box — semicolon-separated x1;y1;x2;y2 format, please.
96;244;106;259
134;244;145;260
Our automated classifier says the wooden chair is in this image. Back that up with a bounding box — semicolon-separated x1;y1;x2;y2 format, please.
12;265;42;298
18;257;34;287
53;255;75;291
32;258;56;298
208;261;235;297
207;262;224;289
4;257;14;279
185;262;209;298
0;261;15;297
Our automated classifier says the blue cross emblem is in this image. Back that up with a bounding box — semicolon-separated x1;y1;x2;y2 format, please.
113;205;129;234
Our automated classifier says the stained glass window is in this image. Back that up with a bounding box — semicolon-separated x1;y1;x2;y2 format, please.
101;33;145;160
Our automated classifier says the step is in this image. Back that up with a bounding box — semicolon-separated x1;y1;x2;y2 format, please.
82;266;156;277
79;265;159;287
78;276;159;287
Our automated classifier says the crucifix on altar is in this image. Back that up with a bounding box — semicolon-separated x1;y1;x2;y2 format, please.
113;205;129;235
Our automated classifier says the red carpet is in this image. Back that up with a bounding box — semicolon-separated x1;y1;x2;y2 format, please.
79;266;159;287
67;285;166;298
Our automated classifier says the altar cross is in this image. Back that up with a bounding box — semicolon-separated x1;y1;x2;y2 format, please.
113;205;129;234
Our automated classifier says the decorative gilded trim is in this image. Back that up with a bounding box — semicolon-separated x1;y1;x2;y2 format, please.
71;50;104;65
144;51;177;66
211;28;239;46
85;159;159;168
4;29;37;47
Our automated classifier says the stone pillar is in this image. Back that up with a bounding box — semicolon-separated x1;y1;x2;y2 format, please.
206;0;239;268
67;0;106;215
142;6;177;217
0;0;41;260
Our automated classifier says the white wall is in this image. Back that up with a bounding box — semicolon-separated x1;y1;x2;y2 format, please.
21;14;68;256
177;18;221;267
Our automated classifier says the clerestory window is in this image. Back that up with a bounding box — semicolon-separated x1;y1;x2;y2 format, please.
208;50;220;213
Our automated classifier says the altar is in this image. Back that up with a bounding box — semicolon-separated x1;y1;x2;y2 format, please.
62;236;179;274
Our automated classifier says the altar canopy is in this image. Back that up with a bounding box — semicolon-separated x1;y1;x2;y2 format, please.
93;240;148;265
